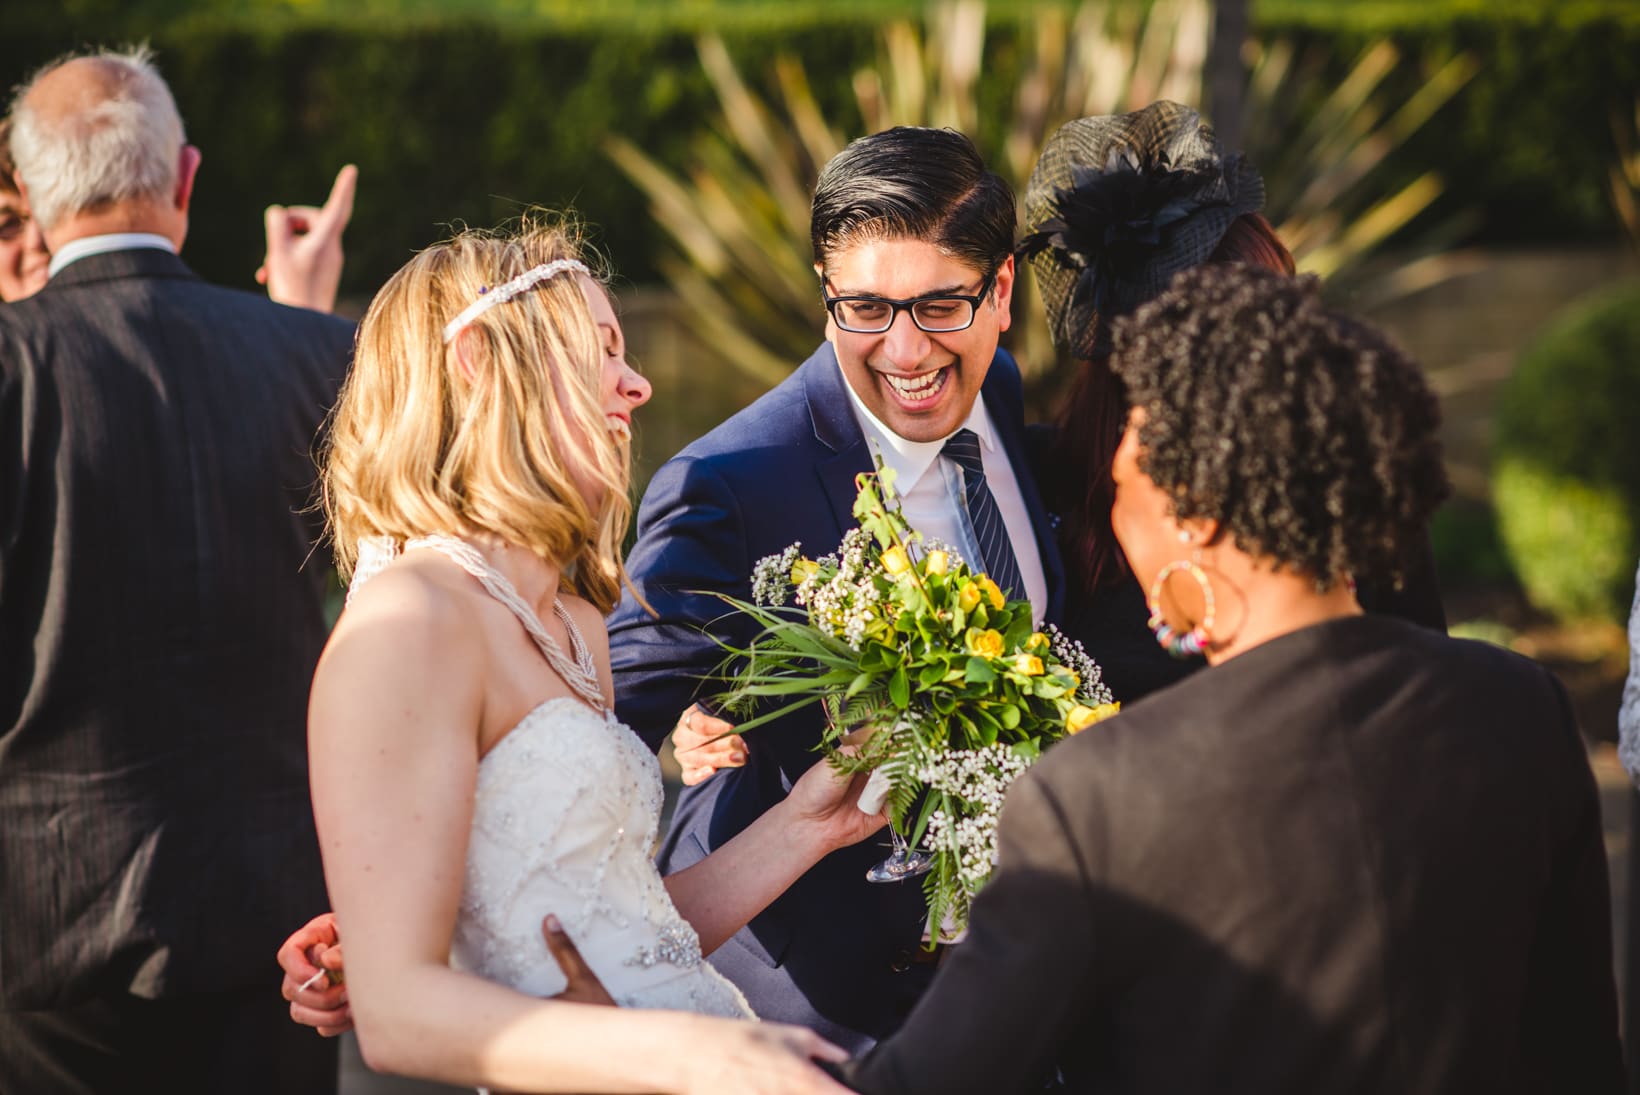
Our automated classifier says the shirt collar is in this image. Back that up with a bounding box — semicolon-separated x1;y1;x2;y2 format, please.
838;358;999;490
48;233;177;279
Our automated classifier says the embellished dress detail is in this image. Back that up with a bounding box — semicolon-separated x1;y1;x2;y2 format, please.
350;535;752;1019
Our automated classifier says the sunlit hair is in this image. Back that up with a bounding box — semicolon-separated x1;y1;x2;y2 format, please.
323;217;636;614
0;117;18;197
9;44;185;230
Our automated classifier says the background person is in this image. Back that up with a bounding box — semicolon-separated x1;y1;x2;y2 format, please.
0;45;355;1092
1021;101;1446;702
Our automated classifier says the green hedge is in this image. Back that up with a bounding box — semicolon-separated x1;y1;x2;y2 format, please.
1493;281;1640;623
3;3;1635;297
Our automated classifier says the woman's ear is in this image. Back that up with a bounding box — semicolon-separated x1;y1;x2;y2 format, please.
1184;517;1224;548
449;330;481;385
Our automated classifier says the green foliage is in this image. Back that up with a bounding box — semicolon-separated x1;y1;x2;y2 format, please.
2;0;1631;300
709;470;1115;932
1493;280;1640;622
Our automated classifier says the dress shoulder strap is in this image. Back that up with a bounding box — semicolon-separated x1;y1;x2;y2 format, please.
406;534;607;713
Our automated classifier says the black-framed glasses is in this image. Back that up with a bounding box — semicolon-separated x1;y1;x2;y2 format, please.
822;271;997;334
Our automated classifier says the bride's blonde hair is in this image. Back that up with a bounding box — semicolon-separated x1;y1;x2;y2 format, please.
323;216;634;613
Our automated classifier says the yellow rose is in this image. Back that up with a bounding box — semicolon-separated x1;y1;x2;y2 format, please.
790;558;820;585
881;546;910;576
965;628;1005;658
924;549;949;576
976;575;1005;609
1066;702;1121;734
1025;632;1049;653
1012;654;1045;676
956;582;982;612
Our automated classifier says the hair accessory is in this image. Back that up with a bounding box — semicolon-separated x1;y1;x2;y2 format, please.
1019;101;1265;359
442;258;591;343
1146;555;1216;660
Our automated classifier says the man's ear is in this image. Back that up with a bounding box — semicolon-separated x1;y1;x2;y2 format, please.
991;254;1016;334
173;145;202;213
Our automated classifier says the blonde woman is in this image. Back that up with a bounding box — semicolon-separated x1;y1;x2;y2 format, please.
308;221;877;1093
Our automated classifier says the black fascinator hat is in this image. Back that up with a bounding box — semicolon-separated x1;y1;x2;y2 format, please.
1020;101;1265;359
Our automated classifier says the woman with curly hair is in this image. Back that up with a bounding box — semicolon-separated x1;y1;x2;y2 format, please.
835;265;1622;1094
1019;101;1445;702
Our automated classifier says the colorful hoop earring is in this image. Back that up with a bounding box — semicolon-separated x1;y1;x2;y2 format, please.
1146;557;1216;659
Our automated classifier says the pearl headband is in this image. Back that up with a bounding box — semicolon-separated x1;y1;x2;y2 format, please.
441;258;591;343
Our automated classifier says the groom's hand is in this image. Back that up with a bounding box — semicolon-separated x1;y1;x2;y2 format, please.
542;915;616;1006
278;912;353;1036
671;704;746;785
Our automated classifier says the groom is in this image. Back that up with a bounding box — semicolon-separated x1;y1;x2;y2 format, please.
281;126;1063;1050
606;125;1063;1049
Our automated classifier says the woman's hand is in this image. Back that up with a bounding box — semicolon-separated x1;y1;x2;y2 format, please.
780;736;890;855
676;1019;851;1095
671;703;746;785
278;912;352;1036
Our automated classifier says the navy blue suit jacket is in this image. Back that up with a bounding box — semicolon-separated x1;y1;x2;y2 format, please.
608;342;1064;1048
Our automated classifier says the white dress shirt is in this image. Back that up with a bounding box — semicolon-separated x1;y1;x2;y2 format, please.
839;363;1049;624
48;232;176;279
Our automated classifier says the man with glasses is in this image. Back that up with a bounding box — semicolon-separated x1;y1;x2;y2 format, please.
609;125;1064;1049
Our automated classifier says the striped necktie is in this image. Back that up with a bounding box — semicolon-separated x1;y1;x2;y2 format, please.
941;428;1026;599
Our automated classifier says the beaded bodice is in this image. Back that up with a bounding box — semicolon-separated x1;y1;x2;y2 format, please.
348;535;752;1018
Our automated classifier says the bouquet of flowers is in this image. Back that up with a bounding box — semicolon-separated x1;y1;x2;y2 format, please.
712;467;1118;934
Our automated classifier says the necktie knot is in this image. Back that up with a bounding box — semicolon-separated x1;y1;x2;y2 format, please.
941;428;984;474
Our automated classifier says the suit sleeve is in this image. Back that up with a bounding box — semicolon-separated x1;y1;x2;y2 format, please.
840;771;1099;1094
1518;671;1626;1090
610;453;757;752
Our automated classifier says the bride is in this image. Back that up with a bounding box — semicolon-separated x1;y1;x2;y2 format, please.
306;219;877;1093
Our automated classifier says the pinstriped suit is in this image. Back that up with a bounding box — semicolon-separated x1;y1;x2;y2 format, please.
0;248;353;1091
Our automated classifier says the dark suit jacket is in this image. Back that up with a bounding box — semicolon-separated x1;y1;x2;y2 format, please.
608;341;1064;1048
0;248;354;1008
842;615;1625;1094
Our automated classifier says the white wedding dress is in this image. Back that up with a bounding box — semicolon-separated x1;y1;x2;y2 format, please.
351;536;753;1019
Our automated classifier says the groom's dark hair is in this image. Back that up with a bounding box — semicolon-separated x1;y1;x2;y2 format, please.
810;126;1015;278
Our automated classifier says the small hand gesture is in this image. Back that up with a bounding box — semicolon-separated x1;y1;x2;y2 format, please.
258;163;357;314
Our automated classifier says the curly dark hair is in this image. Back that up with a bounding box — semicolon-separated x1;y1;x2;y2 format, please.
1109;264;1449;587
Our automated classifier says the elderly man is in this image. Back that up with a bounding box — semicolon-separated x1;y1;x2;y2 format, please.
0;46;353;1093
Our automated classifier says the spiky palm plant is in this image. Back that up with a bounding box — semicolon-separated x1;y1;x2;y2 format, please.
610;0;1474;396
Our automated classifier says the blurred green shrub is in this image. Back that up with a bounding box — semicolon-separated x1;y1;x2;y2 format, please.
1493;281;1640;622
1;2;1633;297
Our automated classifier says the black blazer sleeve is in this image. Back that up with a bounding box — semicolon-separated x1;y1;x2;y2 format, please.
840;772;1096;1094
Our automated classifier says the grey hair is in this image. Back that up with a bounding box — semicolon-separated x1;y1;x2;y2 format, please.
8;44;186;230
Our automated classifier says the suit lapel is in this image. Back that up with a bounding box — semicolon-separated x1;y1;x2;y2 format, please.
800;343;874;538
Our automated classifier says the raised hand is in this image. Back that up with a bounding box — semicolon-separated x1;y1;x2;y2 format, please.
258;163;357;314
278;911;352;1036
671;703;747;785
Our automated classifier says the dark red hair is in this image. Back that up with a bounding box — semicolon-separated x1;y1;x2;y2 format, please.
1048;213;1295;603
